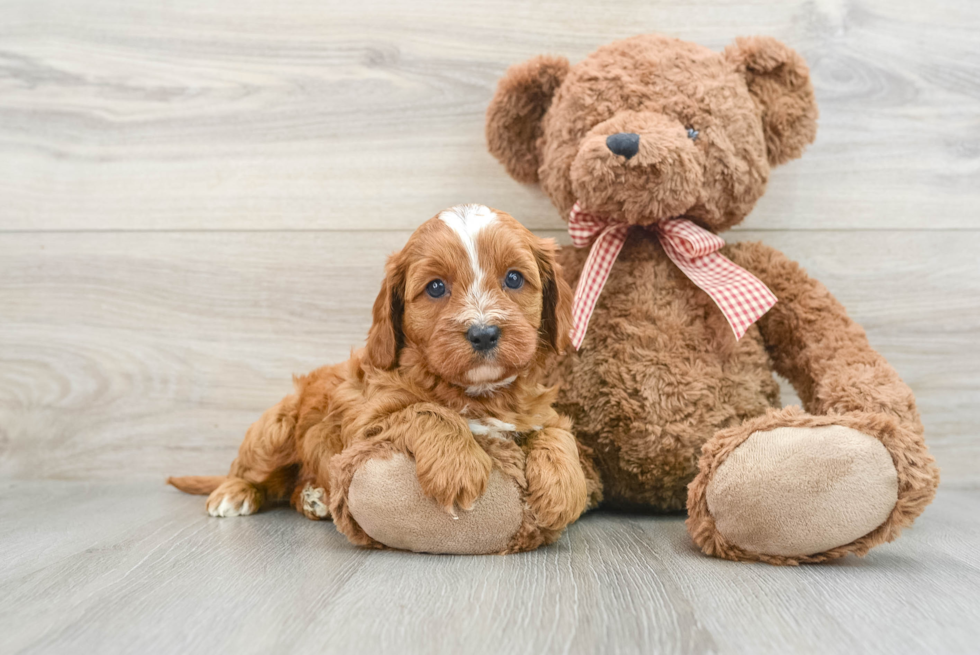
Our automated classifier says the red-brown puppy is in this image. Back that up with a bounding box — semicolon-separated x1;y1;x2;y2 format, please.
169;205;588;549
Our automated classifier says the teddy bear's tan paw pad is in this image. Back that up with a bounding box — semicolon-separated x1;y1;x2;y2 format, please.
347;453;523;554
706;425;898;557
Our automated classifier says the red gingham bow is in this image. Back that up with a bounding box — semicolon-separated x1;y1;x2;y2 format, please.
568;203;777;349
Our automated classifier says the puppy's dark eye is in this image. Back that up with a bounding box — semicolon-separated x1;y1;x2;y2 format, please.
687;128;700;140
426;279;446;298
504;270;524;290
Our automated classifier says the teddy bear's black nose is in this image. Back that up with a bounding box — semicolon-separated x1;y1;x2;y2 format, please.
606;132;640;159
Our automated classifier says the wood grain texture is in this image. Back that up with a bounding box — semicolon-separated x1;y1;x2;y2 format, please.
0;0;978;231
0;480;978;655
1;230;977;482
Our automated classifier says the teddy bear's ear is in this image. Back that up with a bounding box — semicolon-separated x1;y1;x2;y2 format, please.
725;36;818;166
486;55;570;183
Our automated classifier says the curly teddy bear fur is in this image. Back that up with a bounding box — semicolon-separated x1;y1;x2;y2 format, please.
486;34;939;564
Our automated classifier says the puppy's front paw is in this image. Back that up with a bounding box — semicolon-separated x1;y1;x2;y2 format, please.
415;442;494;514
206;479;262;517
526;430;588;531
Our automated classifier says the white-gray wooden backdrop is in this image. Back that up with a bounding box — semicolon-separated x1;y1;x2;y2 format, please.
2;0;977;486
1;1;978;654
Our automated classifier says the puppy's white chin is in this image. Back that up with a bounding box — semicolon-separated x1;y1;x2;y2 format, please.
464;365;517;397
466;364;505;383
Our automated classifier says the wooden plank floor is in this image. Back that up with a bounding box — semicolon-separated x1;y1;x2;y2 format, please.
2;0;979;652
1;480;978;655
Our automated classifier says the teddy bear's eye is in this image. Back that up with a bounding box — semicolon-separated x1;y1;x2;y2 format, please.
687;128;700;140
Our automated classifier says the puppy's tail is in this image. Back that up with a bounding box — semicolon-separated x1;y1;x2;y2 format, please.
167;475;227;495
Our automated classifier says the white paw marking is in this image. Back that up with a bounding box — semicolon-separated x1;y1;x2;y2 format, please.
208;494;255;518
301;485;329;518
468;418;517;440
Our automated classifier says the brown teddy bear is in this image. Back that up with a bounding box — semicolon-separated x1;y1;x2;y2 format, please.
486;34;940;564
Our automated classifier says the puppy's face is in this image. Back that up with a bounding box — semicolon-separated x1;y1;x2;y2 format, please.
366;205;572;395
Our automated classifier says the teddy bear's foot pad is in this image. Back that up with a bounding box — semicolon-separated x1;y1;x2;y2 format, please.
347;453;524;555
706;425;898;557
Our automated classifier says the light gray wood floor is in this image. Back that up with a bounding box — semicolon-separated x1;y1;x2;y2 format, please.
2;0;979;653
1;481;978;655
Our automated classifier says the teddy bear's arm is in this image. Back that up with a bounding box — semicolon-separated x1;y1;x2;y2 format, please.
727;241;922;428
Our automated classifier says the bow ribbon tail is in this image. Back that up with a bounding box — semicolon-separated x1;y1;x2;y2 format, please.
569;224;629;349
658;231;777;340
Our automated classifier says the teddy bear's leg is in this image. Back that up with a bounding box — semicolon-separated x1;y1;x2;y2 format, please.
689;243;941;564
687;407;939;564
327;435;530;555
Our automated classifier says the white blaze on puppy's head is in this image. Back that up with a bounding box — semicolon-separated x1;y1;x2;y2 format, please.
438;204;503;325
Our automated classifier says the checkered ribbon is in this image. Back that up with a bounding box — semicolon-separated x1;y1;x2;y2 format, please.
568;203;777;349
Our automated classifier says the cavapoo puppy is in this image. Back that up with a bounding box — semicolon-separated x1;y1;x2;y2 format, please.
169;204;591;553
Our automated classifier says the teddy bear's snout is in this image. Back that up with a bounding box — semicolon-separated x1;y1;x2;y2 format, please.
569;112;704;226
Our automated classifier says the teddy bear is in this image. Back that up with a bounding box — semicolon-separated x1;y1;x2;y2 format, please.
485;33;940;564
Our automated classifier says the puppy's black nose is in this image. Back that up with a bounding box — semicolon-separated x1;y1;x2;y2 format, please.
606;132;640;159
466;324;500;352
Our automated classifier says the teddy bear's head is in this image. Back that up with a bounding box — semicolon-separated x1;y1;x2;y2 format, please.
487;35;818;232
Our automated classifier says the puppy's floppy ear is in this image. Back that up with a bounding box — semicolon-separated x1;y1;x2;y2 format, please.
365;250;406;370
725;36;818;166
486;55;570;184
533;236;573;354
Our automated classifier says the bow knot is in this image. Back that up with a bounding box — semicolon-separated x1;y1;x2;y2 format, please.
567;203;776;349
658;219;725;258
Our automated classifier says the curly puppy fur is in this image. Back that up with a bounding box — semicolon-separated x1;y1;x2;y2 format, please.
169;205;595;554
487;34;938;563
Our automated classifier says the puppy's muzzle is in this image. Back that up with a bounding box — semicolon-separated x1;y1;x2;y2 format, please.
466;324;500;353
